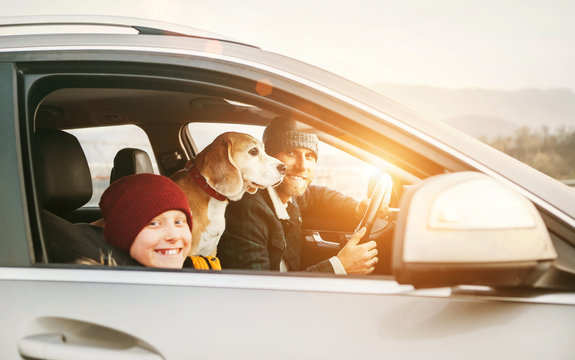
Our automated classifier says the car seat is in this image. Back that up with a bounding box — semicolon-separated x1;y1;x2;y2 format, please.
33;128;138;265
110;147;154;184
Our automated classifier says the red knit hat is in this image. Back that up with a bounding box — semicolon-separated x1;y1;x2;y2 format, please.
99;173;193;253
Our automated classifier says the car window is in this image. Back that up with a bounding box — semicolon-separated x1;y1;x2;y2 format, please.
187;122;376;200
67;125;158;206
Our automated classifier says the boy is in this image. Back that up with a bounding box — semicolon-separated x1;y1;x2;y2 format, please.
99;173;193;268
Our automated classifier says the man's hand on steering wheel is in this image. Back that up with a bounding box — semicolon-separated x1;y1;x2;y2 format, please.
336;227;378;274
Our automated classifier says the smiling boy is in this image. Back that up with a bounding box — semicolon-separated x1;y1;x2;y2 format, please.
99;173;193;269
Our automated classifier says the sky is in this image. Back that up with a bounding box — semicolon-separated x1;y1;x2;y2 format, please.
2;0;574;91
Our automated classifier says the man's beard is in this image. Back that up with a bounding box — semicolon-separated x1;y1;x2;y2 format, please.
276;176;311;198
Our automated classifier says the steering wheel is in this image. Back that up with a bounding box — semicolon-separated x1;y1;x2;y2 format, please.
354;173;393;243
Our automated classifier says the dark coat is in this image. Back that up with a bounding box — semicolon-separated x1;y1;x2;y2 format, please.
218;185;358;272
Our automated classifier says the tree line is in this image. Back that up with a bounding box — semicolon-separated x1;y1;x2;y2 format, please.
483;126;575;180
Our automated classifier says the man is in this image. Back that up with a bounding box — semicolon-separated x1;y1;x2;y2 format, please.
218;116;379;274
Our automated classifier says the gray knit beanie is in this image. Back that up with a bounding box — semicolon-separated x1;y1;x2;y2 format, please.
263;116;318;158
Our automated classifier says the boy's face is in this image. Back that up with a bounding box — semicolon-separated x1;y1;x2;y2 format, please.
274;147;317;203
130;209;192;268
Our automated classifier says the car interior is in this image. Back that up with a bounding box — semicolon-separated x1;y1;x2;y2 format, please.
24;68;420;275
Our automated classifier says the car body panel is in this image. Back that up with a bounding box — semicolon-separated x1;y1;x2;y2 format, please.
1;268;575;359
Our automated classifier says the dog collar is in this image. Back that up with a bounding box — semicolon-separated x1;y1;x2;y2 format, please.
185;161;227;201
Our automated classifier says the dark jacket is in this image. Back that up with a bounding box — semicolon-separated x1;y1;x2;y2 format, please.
218;185;358;272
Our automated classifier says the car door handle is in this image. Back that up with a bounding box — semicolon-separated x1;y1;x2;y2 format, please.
311;232;341;248
18;333;162;360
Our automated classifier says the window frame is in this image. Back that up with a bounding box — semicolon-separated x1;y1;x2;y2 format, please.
16;52;569;278
0;63;33;266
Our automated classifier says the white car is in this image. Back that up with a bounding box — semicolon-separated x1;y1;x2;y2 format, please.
1;16;574;359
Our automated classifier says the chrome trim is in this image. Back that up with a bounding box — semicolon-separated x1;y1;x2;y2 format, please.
1;44;574;228
1;267;410;294
405;286;575;306
1;267;574;305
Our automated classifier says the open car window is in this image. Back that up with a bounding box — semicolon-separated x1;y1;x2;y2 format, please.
27;78;392;271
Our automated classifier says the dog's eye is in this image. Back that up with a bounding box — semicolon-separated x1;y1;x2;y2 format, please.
249;147;259;156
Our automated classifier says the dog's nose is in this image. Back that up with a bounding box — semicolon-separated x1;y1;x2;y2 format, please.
277;163;287;174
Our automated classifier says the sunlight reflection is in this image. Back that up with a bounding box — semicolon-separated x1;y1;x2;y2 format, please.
255;78;274;96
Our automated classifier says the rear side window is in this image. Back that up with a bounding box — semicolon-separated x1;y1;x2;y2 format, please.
67;125;158;206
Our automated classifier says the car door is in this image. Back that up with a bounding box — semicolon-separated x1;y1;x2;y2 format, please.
1;30;575;360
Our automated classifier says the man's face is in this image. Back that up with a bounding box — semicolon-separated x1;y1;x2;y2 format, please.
274;147;317;202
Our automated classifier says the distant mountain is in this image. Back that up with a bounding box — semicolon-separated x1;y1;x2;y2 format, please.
368;83;575;139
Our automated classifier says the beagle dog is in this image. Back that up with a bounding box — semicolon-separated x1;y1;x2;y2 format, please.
171;132;286;258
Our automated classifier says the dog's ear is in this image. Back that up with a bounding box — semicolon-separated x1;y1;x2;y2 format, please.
196;133;243;197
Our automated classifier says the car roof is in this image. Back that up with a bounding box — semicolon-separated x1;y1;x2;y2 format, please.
0;15;255;47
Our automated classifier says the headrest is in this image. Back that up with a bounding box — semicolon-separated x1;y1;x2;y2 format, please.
110;148;154;184
33;128;93;215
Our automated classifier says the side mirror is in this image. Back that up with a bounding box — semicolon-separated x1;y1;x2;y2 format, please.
393;172;556;288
